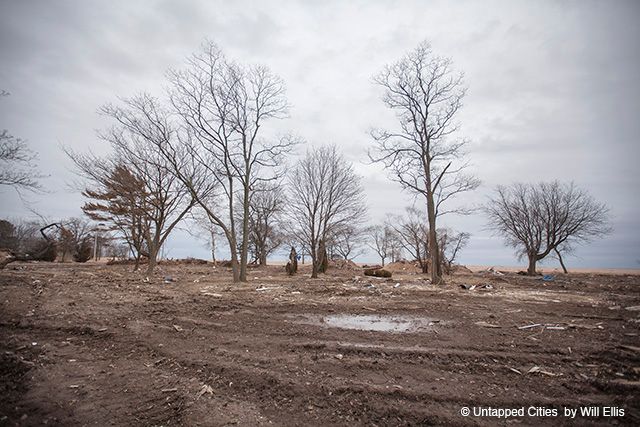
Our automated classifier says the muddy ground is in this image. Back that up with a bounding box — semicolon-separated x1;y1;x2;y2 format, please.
1;261;639;426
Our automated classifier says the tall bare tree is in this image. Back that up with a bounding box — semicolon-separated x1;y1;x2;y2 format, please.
369;41;480;284
485;181;611;275
67;94;195;274
0;90;43;191
287;145;367;278
166;41;295;282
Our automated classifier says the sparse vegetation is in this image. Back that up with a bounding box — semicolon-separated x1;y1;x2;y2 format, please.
485;181;611;275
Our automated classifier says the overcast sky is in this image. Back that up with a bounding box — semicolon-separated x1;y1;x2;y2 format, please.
1;0;638;268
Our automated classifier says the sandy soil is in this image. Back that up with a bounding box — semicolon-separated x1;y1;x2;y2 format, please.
1;261;639;426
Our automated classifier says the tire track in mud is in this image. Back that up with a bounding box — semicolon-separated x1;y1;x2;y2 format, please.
2;263;639;425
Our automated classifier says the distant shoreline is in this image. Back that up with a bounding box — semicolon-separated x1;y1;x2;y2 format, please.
465;265;640;275
266;259;640;275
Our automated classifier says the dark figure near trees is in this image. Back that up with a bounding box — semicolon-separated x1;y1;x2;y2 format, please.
286;247;298;275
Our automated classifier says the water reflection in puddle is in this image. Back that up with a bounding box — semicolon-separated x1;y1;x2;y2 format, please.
291;314;439;333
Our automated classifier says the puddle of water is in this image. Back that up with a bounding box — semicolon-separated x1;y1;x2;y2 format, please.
324;314;436;332
290;314;438;333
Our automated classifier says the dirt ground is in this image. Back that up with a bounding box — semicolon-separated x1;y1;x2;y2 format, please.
1;261;639;426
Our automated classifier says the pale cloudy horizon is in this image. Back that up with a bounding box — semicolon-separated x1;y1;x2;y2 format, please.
1;0;639;269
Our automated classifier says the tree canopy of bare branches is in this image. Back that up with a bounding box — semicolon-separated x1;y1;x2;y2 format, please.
369;41;480;284
386;207;429;273
366;225;401;267
287;145;367;278
0;90;43;192
160;41;296;282
327;223;366;261
245;183;285;265
485;181;611;275
67;93;195;274
438;228;470;274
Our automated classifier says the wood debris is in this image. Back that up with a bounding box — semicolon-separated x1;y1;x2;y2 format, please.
518;323;542;330
196;384;214;400
475;321;501;328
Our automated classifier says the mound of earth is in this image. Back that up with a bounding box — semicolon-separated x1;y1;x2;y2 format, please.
451;264;473;274
385;260;421;273
329;259;360;270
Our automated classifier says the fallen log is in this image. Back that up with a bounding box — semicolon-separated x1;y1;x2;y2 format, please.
364;268;392;278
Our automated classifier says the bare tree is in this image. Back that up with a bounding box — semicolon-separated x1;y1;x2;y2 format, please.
103;239;129;260
245;183;284;265
485;181;611;275
287;145;367;278
5;219;41;253
327;224;366;261
99;96;196;273
438;228;470;274
369;41;480;284
165;41;296;282
388;232;403;263
0;91;43;191
386;207;429;273
188;210;225;263
366;225;399;266
67;94;195;274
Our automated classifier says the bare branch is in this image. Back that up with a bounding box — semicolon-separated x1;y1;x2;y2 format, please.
485;181;612;274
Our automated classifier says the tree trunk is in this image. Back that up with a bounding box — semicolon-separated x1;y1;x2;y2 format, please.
230;251;240;282
310;239;319;278
291;248;297;273
381;256;385;267
226;177;241;283
428;226;441;283
426;197;443;284
317;239;328;273
311;255;318;278
421;260;428;274
239;185;250;282
227;231;240;282
554;248;568;274
146;245;157;275
527;253;537;275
